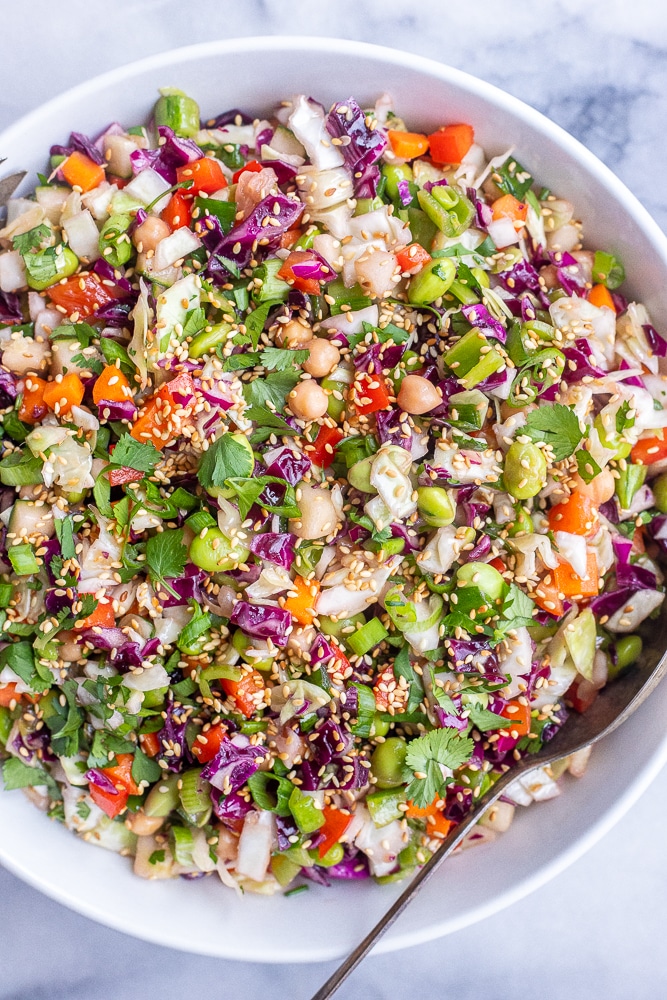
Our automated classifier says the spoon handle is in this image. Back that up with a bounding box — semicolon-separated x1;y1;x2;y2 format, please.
309;779;510;1000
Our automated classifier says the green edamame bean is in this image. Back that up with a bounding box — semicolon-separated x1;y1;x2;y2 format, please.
456;561;505;602
653;474;667;514
407;257;456;305
369;712;391;739
144;773;180;817
142;686;168;709
347;456;374;493
504;441;547;500
312;842;345;867
370;737;408;789
610;635;643;679
507;506;533;537
189;526;250;573
416;486;456;527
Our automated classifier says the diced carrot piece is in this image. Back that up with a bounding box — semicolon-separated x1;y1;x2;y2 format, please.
0;683;21;708
93;365;132;405
531;576;565;618
427;124;474;165
387;130;430;159
61;151;105;193
42;373;85;415
284;576;320;626
588;284;616;310
491;193;528;223
552;553;599;598
19;376;48;424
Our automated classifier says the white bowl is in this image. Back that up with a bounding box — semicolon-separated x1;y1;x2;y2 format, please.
2;35;667;963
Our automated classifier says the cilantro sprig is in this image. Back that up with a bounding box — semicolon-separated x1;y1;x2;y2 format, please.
404;729;474;808
522;403;583;462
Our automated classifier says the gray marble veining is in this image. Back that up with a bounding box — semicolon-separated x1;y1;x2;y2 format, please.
1;2;667;998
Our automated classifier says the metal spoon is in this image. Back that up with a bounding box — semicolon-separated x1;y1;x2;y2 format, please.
311;641;667;1000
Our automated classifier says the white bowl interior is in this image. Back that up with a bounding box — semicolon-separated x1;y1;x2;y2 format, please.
1;36;667;963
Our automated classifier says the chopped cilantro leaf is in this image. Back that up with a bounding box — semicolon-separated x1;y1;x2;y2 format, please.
145;528;188;591
12;223;51;255
197;435;254;490
259;347;310;372
523;403;583;462
404;729;474;808
110;434;161;474
2;757;49;790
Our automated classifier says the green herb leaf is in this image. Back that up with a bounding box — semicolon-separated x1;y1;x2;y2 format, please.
244;300;280;350
225;476;301;520
493;155;534;201
494;584;535;639
12;223;51;255
576;449;602;485
145;528;188;589
259;347;310;372
393;643;425;714
131;747;162;785
2;757;49;790
197;435;254;490
110;434;161;474
54;516;76;560
52;322;98;347
523;403;583;462
100;337;136;375
149;849;166;865
87;730;135;769
243;369;301;411
245;405;298;444
404;729;474;808
182;306;207;339
467;705;512;732
0;641;38;690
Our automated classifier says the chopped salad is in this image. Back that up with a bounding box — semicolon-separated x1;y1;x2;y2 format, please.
0;88;666;892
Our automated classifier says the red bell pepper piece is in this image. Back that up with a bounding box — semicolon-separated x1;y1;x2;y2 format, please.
307;424;344;467
232;160;263;183
317;806;353;859
161;190;192;232
191;722;227;764
88;753;140;819
352;372;392;415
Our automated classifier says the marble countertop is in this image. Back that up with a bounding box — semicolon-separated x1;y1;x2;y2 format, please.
2;2;667;997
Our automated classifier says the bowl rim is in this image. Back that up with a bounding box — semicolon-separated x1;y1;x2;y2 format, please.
2;33;667;962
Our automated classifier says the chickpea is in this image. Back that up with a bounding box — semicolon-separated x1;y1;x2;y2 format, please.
277;318;313;348
290;483;338;540
572;468;615;505
288;379;329;420
132;215;171;253
302;338;340;378
125;811;165;836
397;374;442;415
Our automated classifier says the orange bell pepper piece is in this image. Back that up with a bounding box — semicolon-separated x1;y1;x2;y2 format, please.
176;157;227;197
491;193;528;223
47;271;126;319
42;373;85;415
92;365;132;405
220;669;265;718
139;731;161;758
161;191;192;232
74;593;115;631
499;699;532;738
61;151;105;193
395;242;431;275
191;722;227;764
18;376;48;424
387;130;430;159
284;576;320;626
372;664;396;712
427;123;474;165
88;753;140;819
631;434;667;466
130;372;195;450
588;284;616;311
405;798;453;838
552;553;599;598
547;491;598;536
317;806;353;859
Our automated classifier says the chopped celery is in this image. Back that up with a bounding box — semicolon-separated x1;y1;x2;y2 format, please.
252;258;290;303
443;327;505;389
8;543;39;576
154;88;200;138
347;618;389;656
